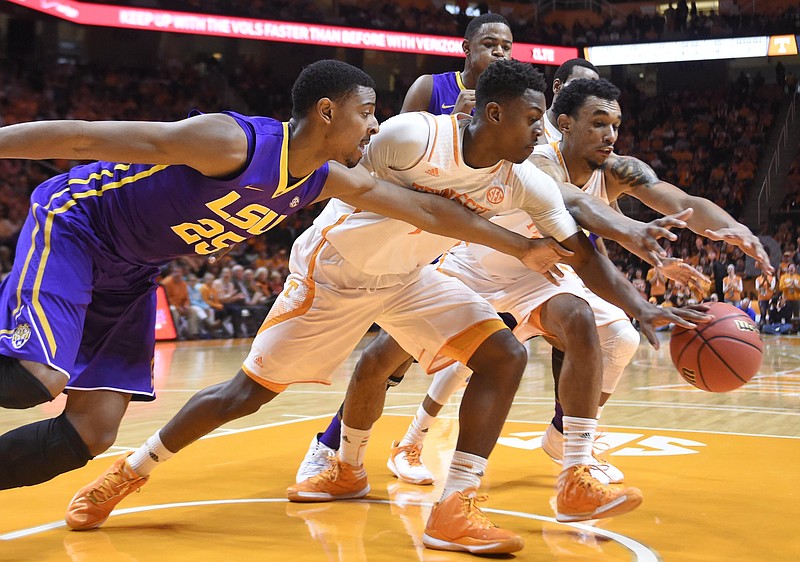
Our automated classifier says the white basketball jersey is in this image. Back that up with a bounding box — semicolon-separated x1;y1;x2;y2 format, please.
446;141;609;280
314;112;578;277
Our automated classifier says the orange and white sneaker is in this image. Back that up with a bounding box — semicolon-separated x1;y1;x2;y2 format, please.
387;441;434;485
287;457;370;502
65;453;149;530
541;424;625;484
555;465;642;523
422;489;524;554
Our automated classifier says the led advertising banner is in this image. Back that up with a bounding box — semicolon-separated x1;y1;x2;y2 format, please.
586;35;798;66
7;0;579;65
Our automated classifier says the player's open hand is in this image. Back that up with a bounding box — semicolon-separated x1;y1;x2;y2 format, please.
659;257;711;293
627;209;693;266
704;225;773;274
636;303;712;349
519;237;575;284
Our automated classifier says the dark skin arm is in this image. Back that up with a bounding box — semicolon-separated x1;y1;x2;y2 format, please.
558;231;709;347
530;154;688;266
318;162;574;274
607;153;772;273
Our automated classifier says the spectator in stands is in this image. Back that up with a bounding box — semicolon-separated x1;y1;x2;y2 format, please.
160;264;200;340
763;294;794;334
779;263;800;318
647;266;667;304
738;297;756;321
198;272;225;335
186;272;219;338
631;268;647;298
213;267;246;338
707;250;726;299
755;268;776;325
722;263;743;306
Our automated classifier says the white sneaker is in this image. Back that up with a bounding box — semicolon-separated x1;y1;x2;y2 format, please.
295;433;336;483
540;424;625;484
387;441;434;485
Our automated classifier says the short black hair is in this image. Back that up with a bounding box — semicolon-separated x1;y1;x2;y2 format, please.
553;58;599;84
291;60;376;119
475;59;546;110
552;78;621;118
464;13;510;41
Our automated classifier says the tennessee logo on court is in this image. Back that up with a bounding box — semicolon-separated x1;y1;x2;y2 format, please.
487;187;504;204
11;323;31;349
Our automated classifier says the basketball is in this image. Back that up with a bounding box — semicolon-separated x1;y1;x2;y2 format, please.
669;302;764;392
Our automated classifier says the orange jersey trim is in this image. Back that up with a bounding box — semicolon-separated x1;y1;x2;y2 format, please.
431;318;507;374
241;364;289;393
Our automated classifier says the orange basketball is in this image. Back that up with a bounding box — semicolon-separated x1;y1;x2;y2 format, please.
669;302;763;392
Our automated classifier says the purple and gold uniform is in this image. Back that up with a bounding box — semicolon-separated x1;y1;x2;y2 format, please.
427;72;466;115
0;112;328;400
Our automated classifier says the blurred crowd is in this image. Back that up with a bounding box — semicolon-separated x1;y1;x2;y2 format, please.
82;0;800;47
0;17;798;338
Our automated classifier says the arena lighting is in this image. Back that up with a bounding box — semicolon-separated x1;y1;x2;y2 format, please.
6;0;578;65
585;34;798;66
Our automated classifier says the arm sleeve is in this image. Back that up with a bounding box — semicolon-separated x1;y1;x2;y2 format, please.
361;113;431;176
509;161;580;242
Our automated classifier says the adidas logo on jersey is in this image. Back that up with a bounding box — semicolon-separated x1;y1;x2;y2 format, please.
254;356;263;367
424;167;439;177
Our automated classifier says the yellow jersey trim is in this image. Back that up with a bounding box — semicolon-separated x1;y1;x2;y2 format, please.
272;122;314;199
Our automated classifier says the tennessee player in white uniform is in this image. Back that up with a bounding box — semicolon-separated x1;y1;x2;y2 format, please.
392;77;772;496
284;61;706;556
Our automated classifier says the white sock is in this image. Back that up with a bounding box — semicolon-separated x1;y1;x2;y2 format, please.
562;416;598;469
339;422;370;467
399;404;436;447
441;451;487;501
127;431;175;477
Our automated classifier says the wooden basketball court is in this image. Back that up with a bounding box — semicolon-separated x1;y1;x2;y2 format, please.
1;332;798;561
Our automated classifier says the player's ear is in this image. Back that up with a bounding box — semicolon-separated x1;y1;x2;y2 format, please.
557;113;571;133
317;98;333;124
462;38;470;56
485;101;501;125
552;79;562;96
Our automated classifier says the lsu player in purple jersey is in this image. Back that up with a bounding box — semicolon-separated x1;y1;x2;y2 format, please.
401;13;513;116
0;60;572;492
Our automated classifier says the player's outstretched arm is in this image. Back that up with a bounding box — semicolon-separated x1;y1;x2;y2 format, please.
0;113;248;178
607;153;773;273
557;180;693;266
321;162;574;268
558;232;709;347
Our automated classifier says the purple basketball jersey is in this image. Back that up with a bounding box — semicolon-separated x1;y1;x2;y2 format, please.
427;72;465;115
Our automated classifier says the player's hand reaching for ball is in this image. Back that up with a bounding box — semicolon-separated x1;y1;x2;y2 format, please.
636;303;712;349
519;237;575;284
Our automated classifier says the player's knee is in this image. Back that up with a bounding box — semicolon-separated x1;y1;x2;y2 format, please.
602;321;640;366
214;373;276;419
0;356;55;409
471;330;527;382
82;425;120;456
560;300;597;336
354;346;406;384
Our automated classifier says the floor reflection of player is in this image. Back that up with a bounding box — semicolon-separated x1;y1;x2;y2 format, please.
286;502;371;562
